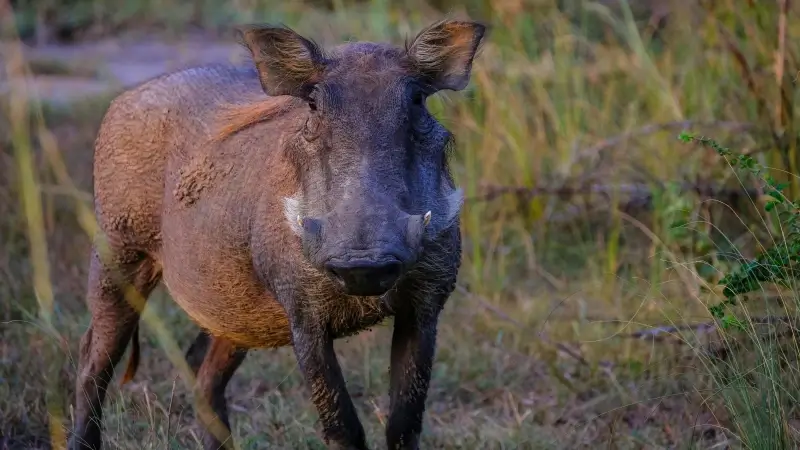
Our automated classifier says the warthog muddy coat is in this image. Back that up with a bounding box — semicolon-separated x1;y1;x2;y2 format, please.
68;18;486;450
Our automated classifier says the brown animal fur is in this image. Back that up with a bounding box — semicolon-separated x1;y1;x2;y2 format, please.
173;155;232;208
72;19;486;450
211;95;298;143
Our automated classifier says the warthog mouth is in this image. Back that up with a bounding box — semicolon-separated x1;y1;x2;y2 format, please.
323;256;405;297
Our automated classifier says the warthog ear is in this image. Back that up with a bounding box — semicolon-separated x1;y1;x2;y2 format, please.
407;19;487;92
237;24;327;98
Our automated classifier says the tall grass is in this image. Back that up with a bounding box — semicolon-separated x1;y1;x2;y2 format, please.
3;16;68;448
1;4;238;447
2;0;800;448
678;131;800;450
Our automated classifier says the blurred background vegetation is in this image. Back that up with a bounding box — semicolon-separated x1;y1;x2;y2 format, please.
2;0;800;448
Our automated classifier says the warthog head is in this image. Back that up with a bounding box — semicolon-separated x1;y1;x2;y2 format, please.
240;19;485;296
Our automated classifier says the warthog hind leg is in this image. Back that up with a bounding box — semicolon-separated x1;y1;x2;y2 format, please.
191;333;247;450
69;248;161;450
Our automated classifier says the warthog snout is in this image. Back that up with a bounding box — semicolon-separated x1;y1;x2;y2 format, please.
300;211;431;296
324;258;403;296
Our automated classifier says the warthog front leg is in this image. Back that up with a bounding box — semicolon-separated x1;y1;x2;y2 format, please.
385;306;441;450
289;317;367;450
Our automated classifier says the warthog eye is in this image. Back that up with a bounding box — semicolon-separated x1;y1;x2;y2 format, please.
307;85;320;112
408;85;435;136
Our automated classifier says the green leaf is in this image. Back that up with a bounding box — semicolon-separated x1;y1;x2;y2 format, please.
721;314;746;331
709;304;726;319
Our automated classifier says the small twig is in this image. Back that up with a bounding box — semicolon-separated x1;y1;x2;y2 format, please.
164;376;177;449
578;120;756;159
716;23;778;148
455;284;523;327
468;180;763;205
775;0;789;127
622;314;800;342
623;322;718;341
370;399;386;428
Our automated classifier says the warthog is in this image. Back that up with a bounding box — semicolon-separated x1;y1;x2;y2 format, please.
68;18;486;450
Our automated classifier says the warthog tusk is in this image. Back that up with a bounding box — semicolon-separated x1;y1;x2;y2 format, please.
423;211;432;227
297;216;304;227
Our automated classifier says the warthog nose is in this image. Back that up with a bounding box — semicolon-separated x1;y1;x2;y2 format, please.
324;259;403;296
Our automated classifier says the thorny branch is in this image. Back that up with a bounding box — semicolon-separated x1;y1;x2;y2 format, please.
466;120;764;214
576;120;755;159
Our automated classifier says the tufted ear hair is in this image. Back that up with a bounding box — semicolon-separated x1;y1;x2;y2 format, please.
237;24;328;98
406;19;487;92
